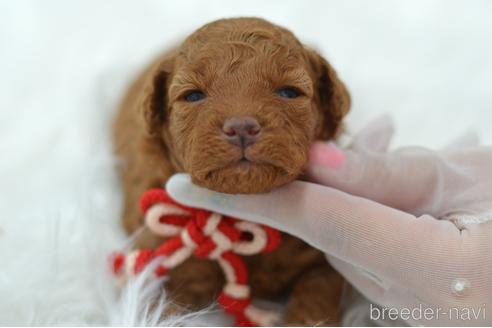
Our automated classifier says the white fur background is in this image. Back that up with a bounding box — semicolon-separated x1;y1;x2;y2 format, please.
1;0;492;325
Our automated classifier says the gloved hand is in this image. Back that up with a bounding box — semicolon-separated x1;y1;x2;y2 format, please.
166;116;492;326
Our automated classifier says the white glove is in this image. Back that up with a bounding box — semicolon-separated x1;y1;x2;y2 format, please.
166;117;492;326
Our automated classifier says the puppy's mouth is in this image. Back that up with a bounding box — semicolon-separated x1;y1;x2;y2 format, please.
189;143;305;194
220;155;265;172
236;154;258;165
226;152;276;170
238;157;252;165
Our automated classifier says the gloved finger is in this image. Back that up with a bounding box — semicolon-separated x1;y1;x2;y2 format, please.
350;114;394;153
166;173;467;296
442;130;480;150
307;143;472;213
308;115;394;170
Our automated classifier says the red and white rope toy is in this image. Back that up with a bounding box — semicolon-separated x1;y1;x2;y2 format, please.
110;189;281;326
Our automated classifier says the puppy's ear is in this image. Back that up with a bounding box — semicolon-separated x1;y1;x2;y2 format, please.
140;56;174;136
308;50;351;140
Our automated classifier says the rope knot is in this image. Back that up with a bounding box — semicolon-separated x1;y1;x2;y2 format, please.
110;188;281;326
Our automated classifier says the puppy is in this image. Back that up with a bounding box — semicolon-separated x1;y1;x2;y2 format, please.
113;17;350;325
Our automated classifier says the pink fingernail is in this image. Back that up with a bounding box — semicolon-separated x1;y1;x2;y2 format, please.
309;142;345;169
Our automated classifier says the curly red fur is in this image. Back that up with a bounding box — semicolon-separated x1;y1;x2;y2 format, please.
113;17;349;325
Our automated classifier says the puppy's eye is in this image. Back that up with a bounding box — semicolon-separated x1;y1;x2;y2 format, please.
276;87;300;99
184;90;206;102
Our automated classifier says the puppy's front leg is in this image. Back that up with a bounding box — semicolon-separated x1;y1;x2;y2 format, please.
285;263;344;326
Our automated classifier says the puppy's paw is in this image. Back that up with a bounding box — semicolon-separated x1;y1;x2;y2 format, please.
285;265;344;326
165;258;224;310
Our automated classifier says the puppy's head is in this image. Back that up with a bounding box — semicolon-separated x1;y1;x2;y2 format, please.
141;18;350;193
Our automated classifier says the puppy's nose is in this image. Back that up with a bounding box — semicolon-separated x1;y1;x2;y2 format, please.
222;116;261;148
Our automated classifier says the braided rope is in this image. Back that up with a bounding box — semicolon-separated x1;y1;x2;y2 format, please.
110;189;281;326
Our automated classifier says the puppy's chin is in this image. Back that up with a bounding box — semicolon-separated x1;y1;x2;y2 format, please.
190;162;299;194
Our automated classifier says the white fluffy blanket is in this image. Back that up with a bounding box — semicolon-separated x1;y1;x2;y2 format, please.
1;0;491;325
